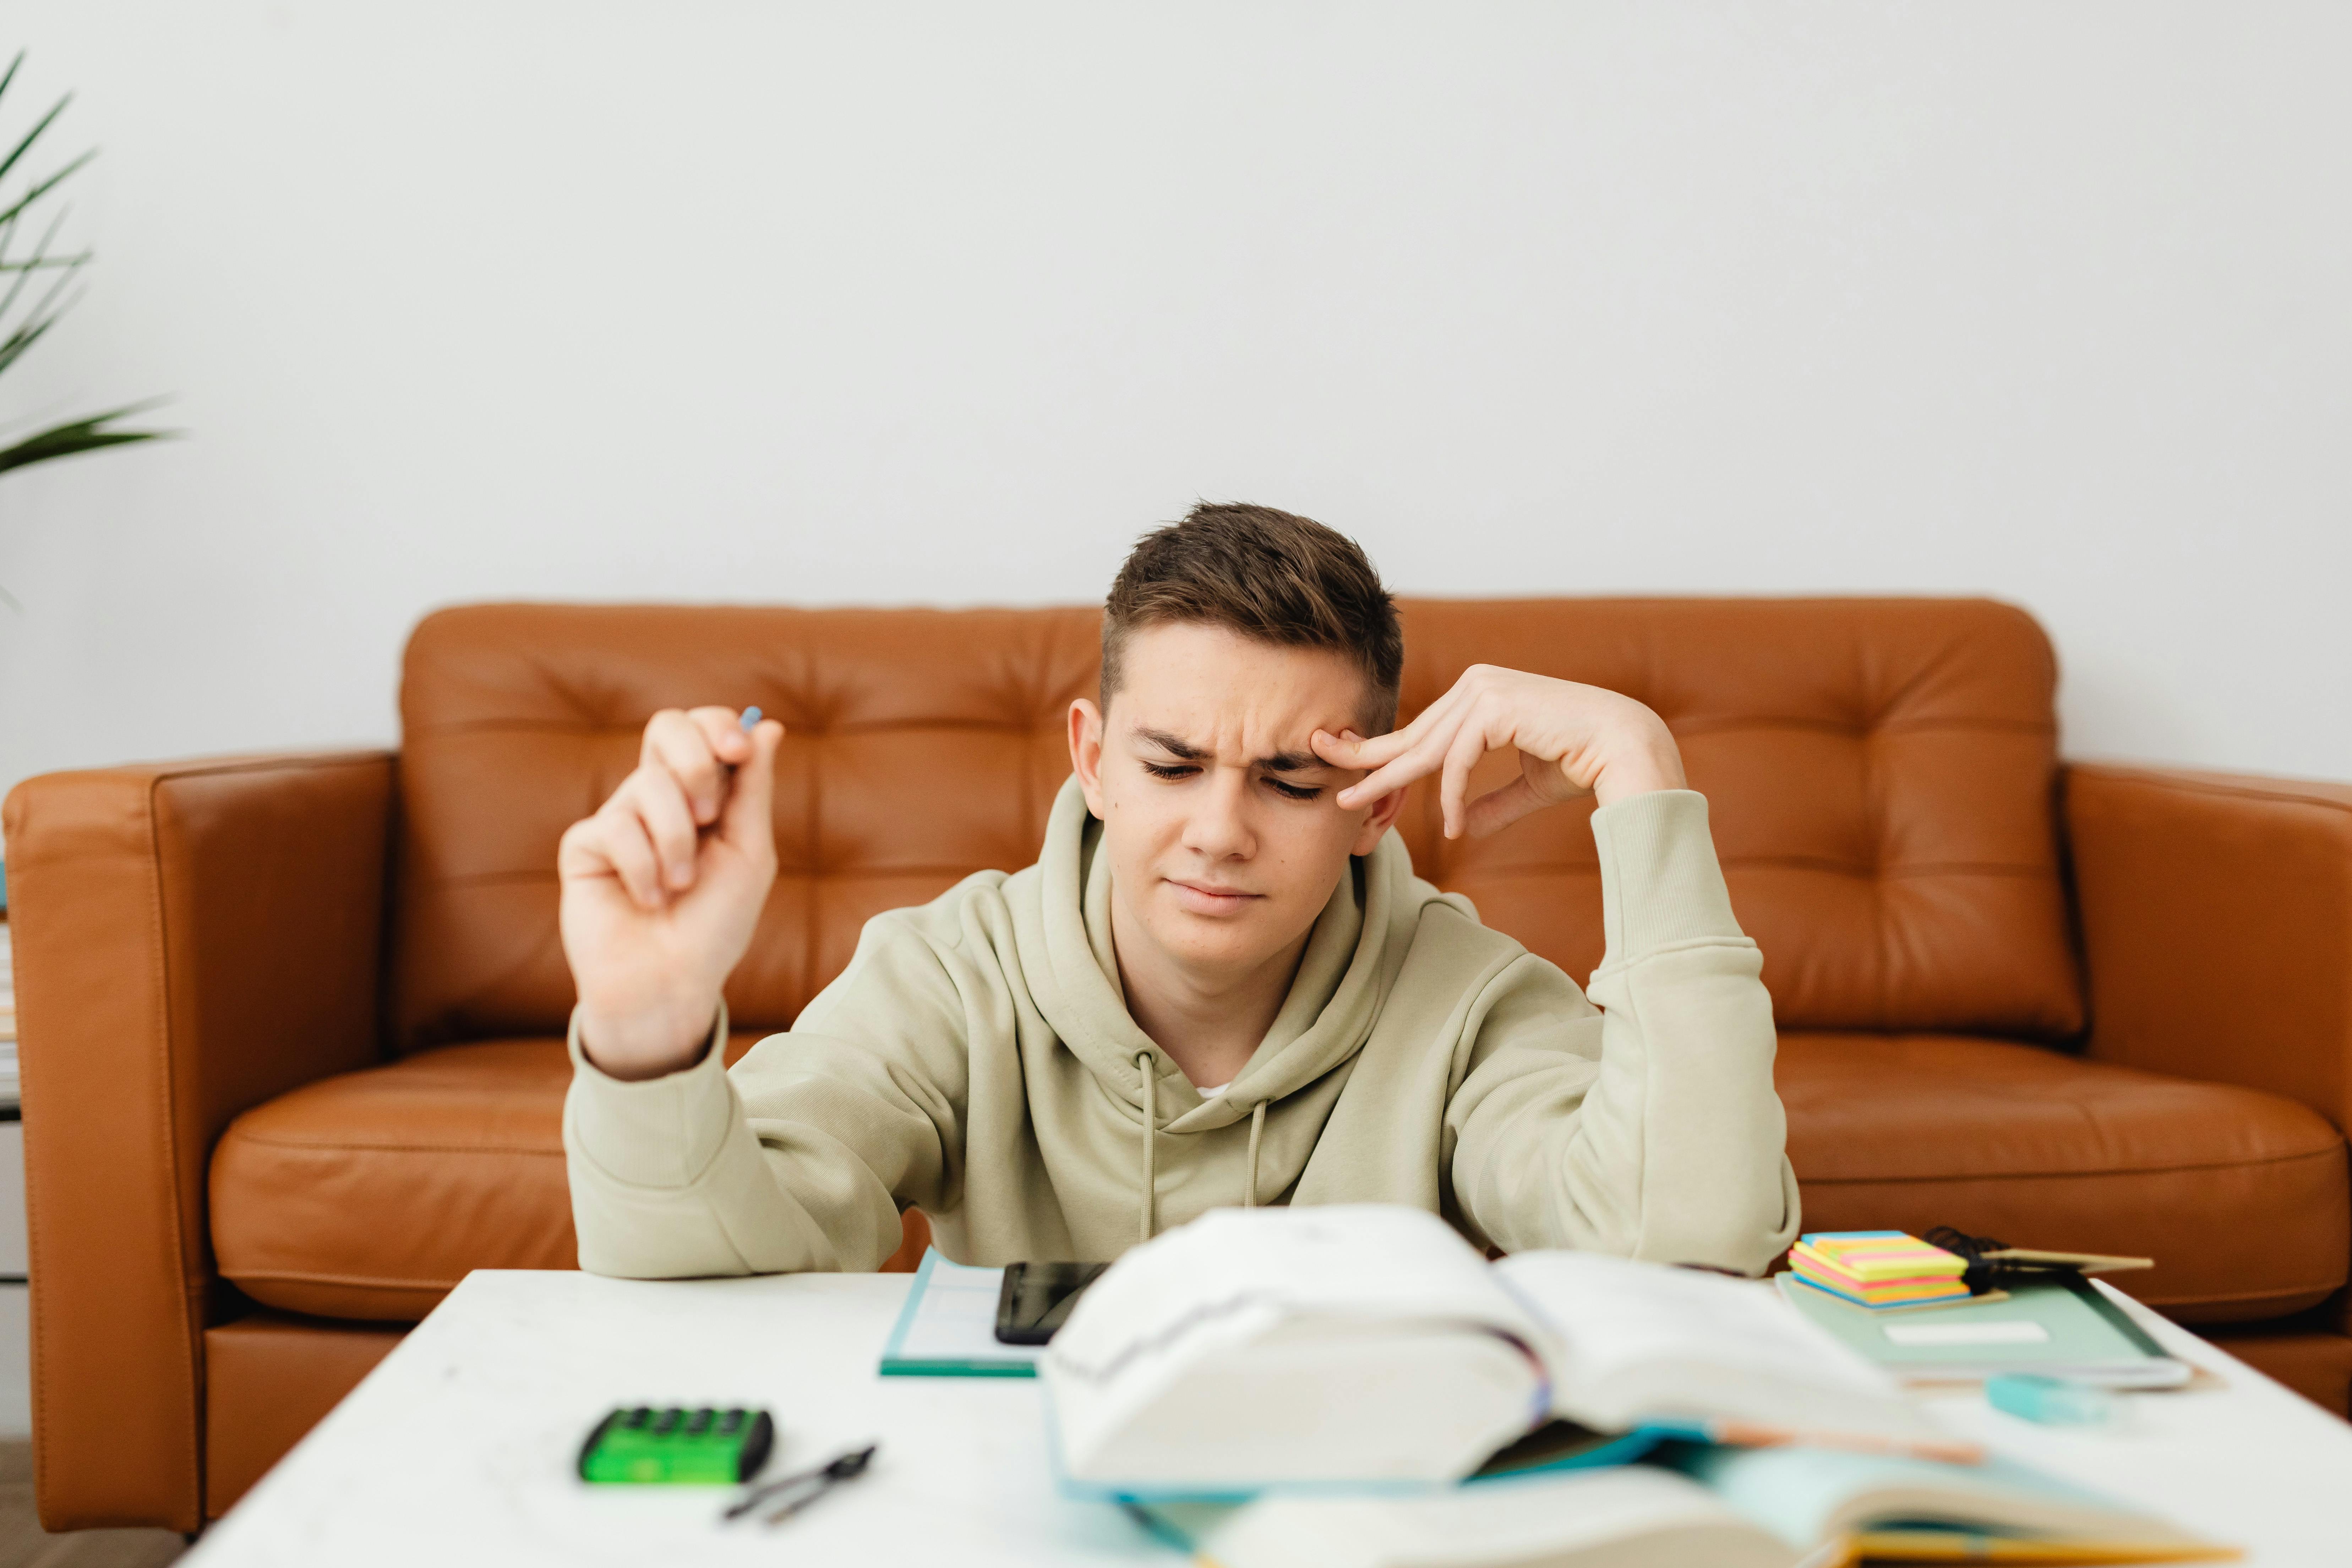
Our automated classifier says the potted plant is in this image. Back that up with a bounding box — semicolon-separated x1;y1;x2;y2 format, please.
1;48;167;496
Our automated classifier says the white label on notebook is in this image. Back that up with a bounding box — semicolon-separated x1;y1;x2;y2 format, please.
1882;1320;2051;1347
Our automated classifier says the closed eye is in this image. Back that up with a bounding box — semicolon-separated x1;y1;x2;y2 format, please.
1141;760;1320;801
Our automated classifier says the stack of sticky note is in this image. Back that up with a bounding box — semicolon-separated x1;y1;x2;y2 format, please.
1789;1230;1971;1310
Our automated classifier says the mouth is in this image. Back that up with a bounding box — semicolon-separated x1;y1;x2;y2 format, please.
1166;878;1265;916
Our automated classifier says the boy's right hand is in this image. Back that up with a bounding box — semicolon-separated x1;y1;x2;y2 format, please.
558;706;785;1081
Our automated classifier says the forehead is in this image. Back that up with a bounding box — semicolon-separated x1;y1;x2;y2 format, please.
1109;623;1370;745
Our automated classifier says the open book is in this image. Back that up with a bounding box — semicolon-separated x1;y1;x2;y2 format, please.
1138;1447;2231;1567
1041;1206;1977;1497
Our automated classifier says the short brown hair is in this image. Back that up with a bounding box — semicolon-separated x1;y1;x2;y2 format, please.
1101;503;1402;731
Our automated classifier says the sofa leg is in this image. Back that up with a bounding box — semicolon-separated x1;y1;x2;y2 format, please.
203;1315;408;1519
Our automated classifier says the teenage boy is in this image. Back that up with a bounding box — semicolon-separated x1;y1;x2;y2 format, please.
559;505;1799;1277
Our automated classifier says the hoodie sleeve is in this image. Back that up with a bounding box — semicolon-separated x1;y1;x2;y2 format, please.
1442;788;1801;1275
563;901;976;1279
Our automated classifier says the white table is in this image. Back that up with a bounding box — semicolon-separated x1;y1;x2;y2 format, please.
183;1269;2352;1566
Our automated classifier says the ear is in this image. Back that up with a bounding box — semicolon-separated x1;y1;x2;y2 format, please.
1069;698;1108;819
1347;779;1408;857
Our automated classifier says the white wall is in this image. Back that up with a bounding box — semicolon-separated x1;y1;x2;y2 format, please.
2;1;2346;797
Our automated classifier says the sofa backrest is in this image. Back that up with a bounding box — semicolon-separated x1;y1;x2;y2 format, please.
392;598;2081;1051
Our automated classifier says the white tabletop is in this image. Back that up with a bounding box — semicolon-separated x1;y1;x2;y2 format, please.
184;1269;2352;1566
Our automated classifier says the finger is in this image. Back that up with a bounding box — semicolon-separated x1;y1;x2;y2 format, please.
1463;775;1551;839
1338;738;1442;811
622;767;703;892
686;704;758;766
1331;681;1482;807
579;806;667;911
1310;728;1365;767
1329;683;1463;775
1438;712;1491;840
1336;710;1461;810
556;816;605;880
643;710;730;825
717;718;783;861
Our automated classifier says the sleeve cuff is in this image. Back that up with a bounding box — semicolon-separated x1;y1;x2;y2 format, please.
1590;788;1746;958
566;1004;740;1188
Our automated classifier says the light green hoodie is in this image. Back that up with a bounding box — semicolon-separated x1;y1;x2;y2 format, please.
563;780;1801;1277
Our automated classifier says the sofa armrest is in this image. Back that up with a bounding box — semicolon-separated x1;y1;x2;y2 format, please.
2065;762;2352;1133
2;750;394;1531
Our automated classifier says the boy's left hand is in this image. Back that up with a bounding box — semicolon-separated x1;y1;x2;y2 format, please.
1313;666;1685;840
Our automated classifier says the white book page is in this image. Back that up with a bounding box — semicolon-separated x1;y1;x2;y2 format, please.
1050;1206;1542;1382
1044;1207;1551;1482
1494;1252;1938;1445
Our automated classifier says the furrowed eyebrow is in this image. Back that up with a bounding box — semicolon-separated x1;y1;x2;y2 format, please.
1131;730;1326;774
1134;728;1208;761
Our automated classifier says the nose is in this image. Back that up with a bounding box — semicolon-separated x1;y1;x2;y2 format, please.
1182;767;1254;862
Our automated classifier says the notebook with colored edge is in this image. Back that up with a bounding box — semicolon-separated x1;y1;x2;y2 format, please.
877;1250;1043;1378
1778;1272;2191;1389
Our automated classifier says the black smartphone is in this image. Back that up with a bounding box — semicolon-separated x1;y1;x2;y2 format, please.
993;1260;1108;1345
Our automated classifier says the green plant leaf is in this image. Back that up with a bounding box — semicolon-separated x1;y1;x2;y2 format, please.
0;148;96;231
0;202;78;313
0;88;70;190
0;252;91;273
0;403;173;476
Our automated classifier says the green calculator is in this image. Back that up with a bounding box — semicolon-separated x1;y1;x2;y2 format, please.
577;1406;775;1485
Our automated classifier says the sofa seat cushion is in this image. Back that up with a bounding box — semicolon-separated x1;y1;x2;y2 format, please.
209;1031;828;1320
212;1038;580;1319
1780;1032;2349;1322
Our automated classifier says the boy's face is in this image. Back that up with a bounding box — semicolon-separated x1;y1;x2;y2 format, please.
1069;622;1403;983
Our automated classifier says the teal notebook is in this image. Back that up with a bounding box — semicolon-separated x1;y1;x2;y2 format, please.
877;1249;1043;1378
1777;1272;2190;1388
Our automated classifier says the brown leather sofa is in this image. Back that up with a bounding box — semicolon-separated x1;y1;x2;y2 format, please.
7;598;2350;1533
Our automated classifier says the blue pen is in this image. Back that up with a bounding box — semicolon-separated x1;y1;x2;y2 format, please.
741;706;762;732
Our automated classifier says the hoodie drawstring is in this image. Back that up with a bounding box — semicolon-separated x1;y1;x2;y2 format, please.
1135;1050;1158;1245
1244;1100;1266;1208
1136;1050;1273;1236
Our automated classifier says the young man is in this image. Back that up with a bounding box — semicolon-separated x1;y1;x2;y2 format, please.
559;505;1799;1278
